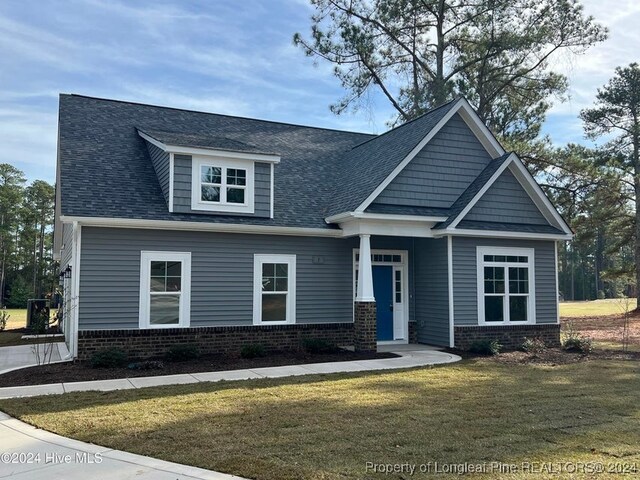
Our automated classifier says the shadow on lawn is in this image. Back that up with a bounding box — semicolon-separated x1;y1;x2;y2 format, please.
2;359;639;479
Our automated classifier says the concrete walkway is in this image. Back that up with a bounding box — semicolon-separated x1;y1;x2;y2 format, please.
0;345;460;399
0;343;69;375
0;412;244;479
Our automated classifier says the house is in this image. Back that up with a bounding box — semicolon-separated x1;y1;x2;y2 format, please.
53;94;572;360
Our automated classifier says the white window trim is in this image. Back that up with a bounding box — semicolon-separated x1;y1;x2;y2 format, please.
139;251;191;329
476;246;535;325
253;254;296;325
191;155;255;214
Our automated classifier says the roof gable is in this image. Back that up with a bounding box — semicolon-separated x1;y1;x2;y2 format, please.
370;112;495;210
436;153;573;236
325;98;506;218
465;168;549;225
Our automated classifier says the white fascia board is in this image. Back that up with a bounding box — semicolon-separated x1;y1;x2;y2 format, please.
60;216;344;238
507;157;573;236
325;211;447;224
338;218;437;238
138;130;281;164
434;228;573;241
447;153;516;229
354;98;506;213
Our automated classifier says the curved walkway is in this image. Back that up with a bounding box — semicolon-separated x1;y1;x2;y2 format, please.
0;412;244;479
0;345;460;399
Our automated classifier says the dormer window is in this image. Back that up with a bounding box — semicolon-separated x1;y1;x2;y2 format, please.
200;165;247;204
192;156;255;213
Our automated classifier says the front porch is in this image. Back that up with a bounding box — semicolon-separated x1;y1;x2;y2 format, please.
350;233;451;352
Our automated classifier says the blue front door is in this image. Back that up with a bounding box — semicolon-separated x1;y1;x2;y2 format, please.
373;265;393;341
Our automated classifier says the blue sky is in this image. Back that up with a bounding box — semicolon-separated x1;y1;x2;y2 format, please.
1;0;638;183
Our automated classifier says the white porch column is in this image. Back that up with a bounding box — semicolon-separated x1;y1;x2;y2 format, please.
356;234;375;302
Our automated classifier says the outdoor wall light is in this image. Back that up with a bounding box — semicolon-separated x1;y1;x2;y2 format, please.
63;265;72;279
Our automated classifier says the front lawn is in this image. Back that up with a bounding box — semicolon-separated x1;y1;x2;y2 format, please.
560;299;637;318
2;359;638;479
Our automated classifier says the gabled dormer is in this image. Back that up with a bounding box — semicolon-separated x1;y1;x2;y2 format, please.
138;129;280;218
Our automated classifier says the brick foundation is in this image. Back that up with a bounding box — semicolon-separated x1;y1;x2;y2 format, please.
454;323;561;351
354;301;377;352
408;322;418;344
77;323;354;361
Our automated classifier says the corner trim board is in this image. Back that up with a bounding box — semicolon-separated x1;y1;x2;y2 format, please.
447;235;454;348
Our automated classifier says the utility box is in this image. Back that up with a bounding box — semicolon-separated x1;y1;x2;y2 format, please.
27;299;50;331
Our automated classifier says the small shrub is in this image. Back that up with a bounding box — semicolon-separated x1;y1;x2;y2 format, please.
597;290;606;300
468;339;502;356
90;348;127;368
127;360;165;370
521;337;547;355
563;336;593;354
240;344;266;359
0;310;9;331
164;344;200;362
302;338;334;354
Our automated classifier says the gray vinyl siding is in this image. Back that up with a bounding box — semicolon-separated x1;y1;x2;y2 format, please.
414;238;449;346
145;141;170;205
465;169;548;225
78;227;354;330
452;237;557;325
172;154;271;217
61;223;74;267
372;113;493;209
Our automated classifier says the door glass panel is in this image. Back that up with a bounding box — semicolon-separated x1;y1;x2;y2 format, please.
394;270;402;303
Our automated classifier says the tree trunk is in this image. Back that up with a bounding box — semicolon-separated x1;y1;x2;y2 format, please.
433;0;446;105
37;220;45;297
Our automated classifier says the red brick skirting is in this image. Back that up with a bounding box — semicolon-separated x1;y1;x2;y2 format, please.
454;323;561;350
77;323;354;361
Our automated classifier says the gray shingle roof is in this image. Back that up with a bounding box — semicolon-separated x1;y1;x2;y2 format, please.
58;95;373;229
434;153;512;230
57;95;561;236
456;220;565;235
326;99;460;217
364;203;450;217
138;128;278;156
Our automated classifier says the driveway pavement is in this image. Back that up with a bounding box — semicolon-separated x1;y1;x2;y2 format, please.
0;343;69;375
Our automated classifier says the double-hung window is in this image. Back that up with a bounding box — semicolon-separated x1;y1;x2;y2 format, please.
253;254;296;325
139;251;191;328
192;156;254;213
477;247;535;324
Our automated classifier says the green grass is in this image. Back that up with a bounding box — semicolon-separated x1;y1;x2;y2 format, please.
560;299;637;318
0;309;61;346
3;309;27;330
1;360;638;479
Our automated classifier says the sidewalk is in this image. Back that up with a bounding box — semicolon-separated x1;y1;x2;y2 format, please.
0;345;461;399
0;412;244;479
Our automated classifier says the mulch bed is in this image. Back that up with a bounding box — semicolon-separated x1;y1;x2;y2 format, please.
449;347;640;366
0;349;398;387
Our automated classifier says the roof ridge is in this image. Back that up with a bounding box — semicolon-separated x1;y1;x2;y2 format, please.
62;94;377;138
347;97;461;151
